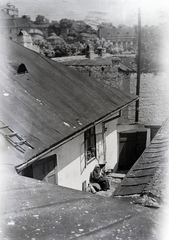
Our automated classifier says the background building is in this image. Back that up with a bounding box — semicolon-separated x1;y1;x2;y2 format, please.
98;26;137;51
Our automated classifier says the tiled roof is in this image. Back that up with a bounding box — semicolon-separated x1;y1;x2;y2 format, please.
114;118;169;198
0;38;138;162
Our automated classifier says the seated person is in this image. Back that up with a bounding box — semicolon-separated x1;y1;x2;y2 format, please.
90;164;110;191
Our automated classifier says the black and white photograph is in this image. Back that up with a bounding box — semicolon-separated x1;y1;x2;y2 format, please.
0;0;169;239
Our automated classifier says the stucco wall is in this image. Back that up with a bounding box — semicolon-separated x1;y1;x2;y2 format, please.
57;132;101;190
40;119;119;190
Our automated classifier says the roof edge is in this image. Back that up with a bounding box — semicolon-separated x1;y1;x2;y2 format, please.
16;97;138;173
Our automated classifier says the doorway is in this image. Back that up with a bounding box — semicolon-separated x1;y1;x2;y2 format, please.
118;131;147;172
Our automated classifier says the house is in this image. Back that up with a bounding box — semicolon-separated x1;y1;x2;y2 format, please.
0;37;138;191
0;2;19;18
0;3;48;41
1;118;169;239
53;55;154;172
98;26;137;51
17;29;40;53
53;53;169;171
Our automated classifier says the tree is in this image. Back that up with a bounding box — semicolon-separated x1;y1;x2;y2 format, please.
35;15;49;24
59;19;73;29
98;22;114;28
33;39;55;58
49;21;60;36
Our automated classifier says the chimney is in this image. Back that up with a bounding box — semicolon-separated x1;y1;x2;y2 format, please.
111;57;121;67
86;44;95;60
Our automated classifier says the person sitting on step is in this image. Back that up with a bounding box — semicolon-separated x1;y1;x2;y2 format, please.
90;164;110;191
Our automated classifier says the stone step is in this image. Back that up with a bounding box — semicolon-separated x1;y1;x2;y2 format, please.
107;173;126;179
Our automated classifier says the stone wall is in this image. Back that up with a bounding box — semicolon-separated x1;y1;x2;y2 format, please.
69;65;125;89
130;72;169;125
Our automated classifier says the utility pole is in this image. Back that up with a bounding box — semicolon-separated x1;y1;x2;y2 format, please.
135;7;141;122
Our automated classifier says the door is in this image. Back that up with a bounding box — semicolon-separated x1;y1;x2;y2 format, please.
118;131;147;171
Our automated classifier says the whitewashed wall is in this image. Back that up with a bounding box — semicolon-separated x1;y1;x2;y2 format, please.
105;119;118;170
40;119;119;191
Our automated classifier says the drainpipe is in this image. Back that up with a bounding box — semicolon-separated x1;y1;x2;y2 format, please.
102;122;107;164
135;7;141;122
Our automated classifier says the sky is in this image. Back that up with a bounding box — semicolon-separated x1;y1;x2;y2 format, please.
1;0;169;27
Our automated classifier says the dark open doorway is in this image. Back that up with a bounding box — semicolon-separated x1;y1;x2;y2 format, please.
118;131;147;173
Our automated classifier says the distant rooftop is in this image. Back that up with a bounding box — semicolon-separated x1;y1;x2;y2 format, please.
52;55;136;71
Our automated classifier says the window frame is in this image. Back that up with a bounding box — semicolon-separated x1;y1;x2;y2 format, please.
84;126;96;164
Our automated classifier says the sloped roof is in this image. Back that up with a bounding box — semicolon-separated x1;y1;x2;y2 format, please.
0;165;164;240
0;38;138;162
99;26;136;39
54;56;136;72
54;56;113;66
118;63;136;73
114;118;169;197
0;17;49;28
0;18;32;28
0;9;13;20
1;135;169;240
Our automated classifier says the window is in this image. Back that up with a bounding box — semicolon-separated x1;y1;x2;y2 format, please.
84;126;96;162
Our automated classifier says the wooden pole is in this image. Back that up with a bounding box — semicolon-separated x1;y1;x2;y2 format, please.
135;8;141;122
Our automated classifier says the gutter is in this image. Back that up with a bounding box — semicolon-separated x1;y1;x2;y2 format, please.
16;97;139;173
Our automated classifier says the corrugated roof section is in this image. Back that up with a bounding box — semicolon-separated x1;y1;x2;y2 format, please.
0;38;138;162
114;118;169;197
